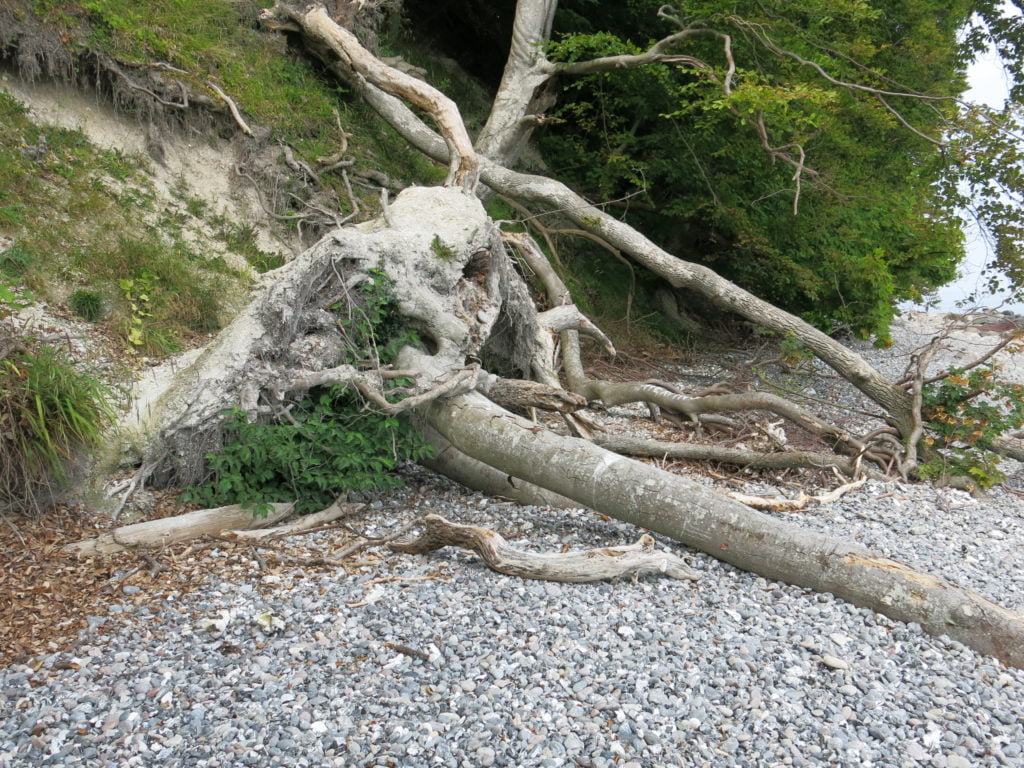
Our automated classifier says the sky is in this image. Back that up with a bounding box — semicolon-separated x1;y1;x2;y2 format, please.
905;9;1023;314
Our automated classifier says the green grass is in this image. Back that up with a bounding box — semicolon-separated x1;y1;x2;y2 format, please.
28;0;449;198
0;91;237;354
0;342;113;514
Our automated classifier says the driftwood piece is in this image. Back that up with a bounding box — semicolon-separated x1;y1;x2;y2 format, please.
64;502;296;556
220;501;362;541
390;514;701;582
727;478;867;511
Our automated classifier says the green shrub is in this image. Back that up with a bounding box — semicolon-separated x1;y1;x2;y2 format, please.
68;288;104;322
183;268;431;515
0;341;113;513
918;357;1024;488
181;392;432;516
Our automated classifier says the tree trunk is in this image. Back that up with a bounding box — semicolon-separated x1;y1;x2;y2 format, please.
427;391;1024;668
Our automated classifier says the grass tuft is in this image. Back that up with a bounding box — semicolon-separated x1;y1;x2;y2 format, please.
0;340;113;514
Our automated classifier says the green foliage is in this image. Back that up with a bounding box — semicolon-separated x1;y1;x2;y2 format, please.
212;219;284;273
539;0;997;338
334;269;421;366
0;90;232;354
27;0;446;207
118;273;154;349
778;333;814;367
0;341;113;513
68;288;104;322
185;270;430;515
430;235;456;262
919;355;1024;487
180;394;432;516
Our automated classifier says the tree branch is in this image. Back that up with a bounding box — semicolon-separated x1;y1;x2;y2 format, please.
390;514;701;582
260;3;479;189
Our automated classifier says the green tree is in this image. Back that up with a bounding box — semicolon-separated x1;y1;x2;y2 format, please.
532;0;1022;337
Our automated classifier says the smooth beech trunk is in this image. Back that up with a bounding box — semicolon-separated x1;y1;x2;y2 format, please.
428;391;1024;668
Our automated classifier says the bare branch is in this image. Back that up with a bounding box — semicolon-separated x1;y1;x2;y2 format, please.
595;433;885;479
727;477;867;510
728;16;952;102
877;95;947;147
207;81;254;136
261;3;478;189
390;514;701;582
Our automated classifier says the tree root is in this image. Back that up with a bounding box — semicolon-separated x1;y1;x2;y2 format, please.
390;514;701;582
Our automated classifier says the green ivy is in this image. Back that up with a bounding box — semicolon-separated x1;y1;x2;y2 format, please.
180;392;432;516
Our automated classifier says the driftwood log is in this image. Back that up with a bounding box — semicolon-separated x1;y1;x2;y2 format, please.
390;514;701;582
220;501;361;541
64;502;297;556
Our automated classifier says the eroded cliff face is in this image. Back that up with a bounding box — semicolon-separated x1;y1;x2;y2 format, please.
0;74;293;272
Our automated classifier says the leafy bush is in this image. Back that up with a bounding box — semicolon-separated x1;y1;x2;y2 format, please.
919;356;1024;488
184;269;431;515
180;392;432;516
0;341;113;513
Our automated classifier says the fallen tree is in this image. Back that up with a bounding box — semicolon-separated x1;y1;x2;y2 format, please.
105;1;1024;667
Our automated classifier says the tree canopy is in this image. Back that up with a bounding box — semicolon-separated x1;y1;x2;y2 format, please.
409;0;1024;337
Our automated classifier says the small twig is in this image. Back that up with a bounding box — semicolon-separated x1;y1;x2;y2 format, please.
207;81;254;136
148;61;189;74
382;642;431;662
333;522;418;560
105;56;189;108
141;553;167;579
235;165;315;222
248;544;268;572
895;330;1022;388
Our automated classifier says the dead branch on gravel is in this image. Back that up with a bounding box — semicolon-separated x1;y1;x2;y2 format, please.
727;477;867;511
220;500;362;541
65;502;298;556
390;514;701;582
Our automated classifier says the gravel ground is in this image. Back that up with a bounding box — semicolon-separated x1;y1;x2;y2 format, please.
2;315;1023;768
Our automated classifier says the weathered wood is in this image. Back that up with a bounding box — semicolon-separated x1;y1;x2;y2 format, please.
726;478;867;511
481;377;587;413
220;501;362;541
261;3;479;190
391;514;701;582
64;502;296;556
427;391;1024;668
